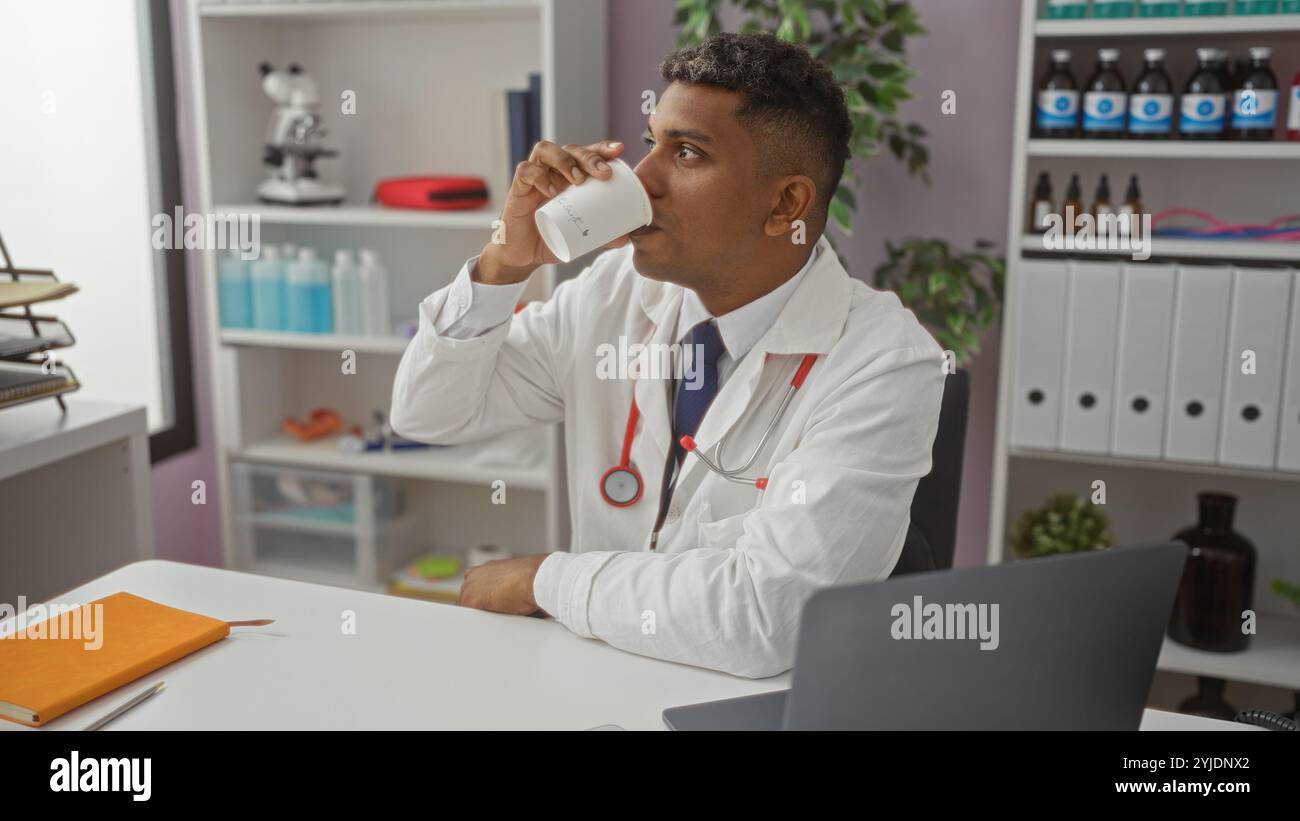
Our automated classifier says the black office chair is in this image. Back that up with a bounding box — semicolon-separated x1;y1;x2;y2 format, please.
889;369;970;577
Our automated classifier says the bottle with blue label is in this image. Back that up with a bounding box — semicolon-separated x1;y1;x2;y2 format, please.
218;249;252;329
1128;49;1174;139
1137;0;1181;15
286;248;333;334
1043;0;1089;18
1180;49;1229;140
250;246;285;332
1183;0;1228;12
1083;49;1127;138
1035;50;1080;138
1231;47;1278;141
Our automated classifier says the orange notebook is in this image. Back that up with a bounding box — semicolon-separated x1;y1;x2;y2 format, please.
0;592;229;727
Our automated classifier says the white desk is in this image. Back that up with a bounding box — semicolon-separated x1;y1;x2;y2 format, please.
2;560;1253;731
0;399;153;604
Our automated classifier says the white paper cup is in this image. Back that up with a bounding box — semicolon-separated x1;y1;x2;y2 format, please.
534;158;652;263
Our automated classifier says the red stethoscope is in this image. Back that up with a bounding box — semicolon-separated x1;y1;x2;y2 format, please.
599;353;818;506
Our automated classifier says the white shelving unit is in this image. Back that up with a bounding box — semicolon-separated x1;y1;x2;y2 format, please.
1027;138;1300;159
1034;11;1300;36
213;202;502;229
221;328;411;355
182;0;607;590
990;1;1300;693
1019;234;1300;261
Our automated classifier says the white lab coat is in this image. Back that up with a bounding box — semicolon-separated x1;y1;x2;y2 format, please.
390;235;945;678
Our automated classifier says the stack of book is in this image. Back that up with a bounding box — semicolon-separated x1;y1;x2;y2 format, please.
387;553;463;604
0;232;81;411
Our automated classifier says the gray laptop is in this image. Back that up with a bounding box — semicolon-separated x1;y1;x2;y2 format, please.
663;542;1186;730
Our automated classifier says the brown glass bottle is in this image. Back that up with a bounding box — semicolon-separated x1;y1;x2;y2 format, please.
1167;493;1257;652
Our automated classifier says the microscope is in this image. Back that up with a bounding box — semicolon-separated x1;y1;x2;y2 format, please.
256;62;345;205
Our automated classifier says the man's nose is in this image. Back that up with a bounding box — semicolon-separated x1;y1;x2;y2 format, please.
632;154;663;200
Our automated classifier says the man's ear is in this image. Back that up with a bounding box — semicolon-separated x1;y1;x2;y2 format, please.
764;175;817;237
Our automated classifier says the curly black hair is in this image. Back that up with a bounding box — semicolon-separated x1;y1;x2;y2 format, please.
659;31;852;225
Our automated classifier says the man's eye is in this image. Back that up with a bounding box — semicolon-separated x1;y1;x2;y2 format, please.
642;130;654;146
677;145;701;160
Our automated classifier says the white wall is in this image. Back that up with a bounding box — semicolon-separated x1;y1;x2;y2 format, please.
0;0;171;432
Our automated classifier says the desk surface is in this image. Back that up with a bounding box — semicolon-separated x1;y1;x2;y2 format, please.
0;398;146;482
2;561;1253;731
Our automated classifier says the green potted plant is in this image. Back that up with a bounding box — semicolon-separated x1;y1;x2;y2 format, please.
1273;578;1300;614
1009;493;1115;559
872;238;1005;366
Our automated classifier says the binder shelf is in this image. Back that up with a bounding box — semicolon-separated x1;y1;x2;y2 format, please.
990;1;1300;692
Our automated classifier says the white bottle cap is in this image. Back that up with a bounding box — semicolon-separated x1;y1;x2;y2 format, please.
298;247;315;262
260;246;279;260
334;249;354;267
1143;48;1165;63
1097;48;1120;63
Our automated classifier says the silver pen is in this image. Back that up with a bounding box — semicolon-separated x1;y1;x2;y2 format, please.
83;681;165;731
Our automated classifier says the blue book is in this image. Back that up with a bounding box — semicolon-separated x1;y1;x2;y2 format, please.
527;72;543;145
506;89;530;178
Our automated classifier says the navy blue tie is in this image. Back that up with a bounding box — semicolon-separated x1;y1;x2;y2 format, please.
673;320;725;461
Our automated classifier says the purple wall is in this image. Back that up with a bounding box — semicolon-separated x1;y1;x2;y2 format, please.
150;0;223;568
156;0;1019;570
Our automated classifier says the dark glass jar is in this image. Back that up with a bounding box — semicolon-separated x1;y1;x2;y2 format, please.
1035;49;1080;138
1167;493;1256;652
1180;48;1229;140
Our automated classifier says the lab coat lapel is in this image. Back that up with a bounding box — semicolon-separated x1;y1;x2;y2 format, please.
631;280;683;460
678;237;854;489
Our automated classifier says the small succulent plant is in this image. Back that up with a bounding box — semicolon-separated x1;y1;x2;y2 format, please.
1010;492;1115;559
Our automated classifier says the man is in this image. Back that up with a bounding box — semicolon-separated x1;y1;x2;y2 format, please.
390;32;944;678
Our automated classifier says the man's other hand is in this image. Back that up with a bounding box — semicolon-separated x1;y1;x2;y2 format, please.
458;553;551;616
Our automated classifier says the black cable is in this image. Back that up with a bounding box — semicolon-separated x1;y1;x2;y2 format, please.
1233;709;1297;731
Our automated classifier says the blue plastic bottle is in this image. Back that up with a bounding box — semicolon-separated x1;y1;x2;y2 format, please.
218;249;252;328
250;246;285;331
309;251;333;333
331;250;364;335
286;248;333;334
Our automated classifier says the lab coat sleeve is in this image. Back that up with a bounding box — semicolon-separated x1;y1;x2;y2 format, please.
435;263;528;339
532;343;945;679
389;256;570;443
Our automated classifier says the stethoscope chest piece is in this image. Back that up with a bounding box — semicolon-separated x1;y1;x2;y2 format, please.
600;465;643;507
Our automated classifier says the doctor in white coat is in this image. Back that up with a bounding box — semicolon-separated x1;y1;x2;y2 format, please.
391;32;944;678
